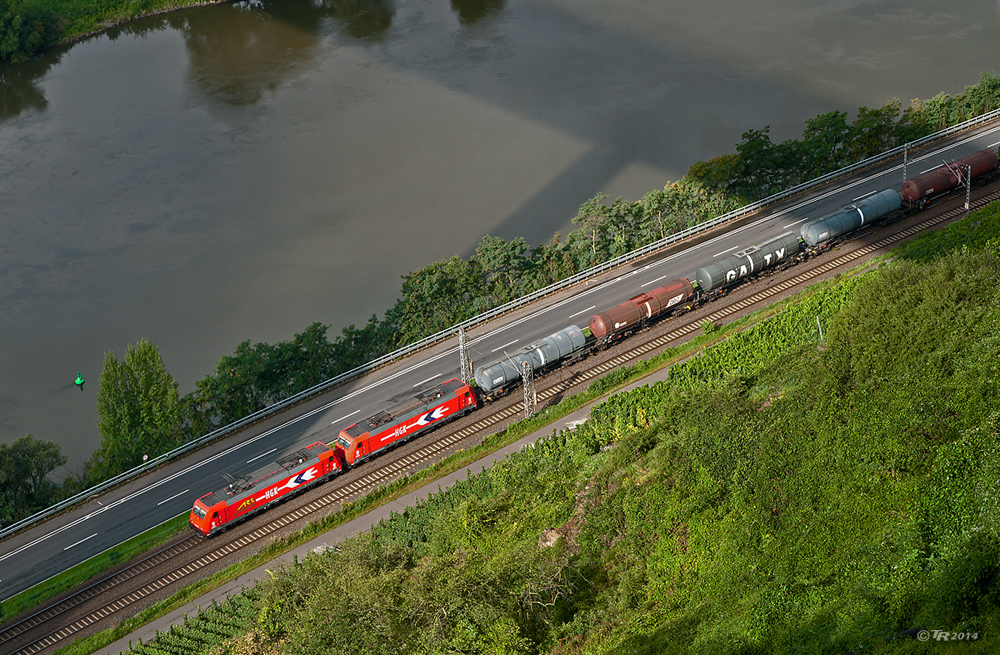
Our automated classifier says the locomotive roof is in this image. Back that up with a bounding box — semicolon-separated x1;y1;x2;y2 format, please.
343;378;467;439
197;442;329;508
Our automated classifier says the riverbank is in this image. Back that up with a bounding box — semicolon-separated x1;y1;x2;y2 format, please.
1;0;231;62
58;0;232;45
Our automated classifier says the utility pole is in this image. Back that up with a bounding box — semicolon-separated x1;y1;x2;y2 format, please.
522;360;535;419
458;326;472;384
902;143;908;186
965;164;972;213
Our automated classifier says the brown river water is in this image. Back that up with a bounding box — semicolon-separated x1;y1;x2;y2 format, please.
1;0;998;471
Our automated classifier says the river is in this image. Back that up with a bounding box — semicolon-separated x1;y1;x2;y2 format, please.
1;0;998;472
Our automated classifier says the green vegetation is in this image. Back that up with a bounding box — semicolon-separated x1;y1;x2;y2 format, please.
0;435;65;525
92;338;182;479
688;72;1000;202
129;594;260;655
7;69;1000;650
42;265;874;655
123;204;1000;653
7;74;1000;528
0;0;62;62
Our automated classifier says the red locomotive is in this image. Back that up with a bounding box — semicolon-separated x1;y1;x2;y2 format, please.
336;378;477;467
189;441;340;536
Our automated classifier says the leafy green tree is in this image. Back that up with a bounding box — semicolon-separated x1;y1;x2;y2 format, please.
848;99;901;161
801;109;851;174
0;435;66;526
90;338;181;478
388;255;487;344
568;193;612;267
474;234;530;304
0;0;62;63
733;126;781;199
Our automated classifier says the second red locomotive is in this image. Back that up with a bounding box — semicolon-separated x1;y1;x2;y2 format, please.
336;378;477;467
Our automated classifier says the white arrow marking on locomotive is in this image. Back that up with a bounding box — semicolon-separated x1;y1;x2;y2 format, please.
412;405;451;428
255;467;318;501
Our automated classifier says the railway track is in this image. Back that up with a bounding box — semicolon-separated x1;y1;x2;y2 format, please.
3;184;998;655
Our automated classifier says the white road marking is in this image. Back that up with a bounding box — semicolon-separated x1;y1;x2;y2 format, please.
63;533;97;551
14;128;1000;564
331;410;360;425
247;448;277;464
412;373;442;387
713;246;739;257
852;192;875;201
989;141;999;148
567;305;596;318
0;401;343;563
491;339;519;353
920;166;939;174
783;218;808;228
641;276;667;287
156;489;190;506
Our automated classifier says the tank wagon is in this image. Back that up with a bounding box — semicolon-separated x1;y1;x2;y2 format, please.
190;441;340;537
474;325;587;400
800;189;902;247
336;378;476;466
588;279;694;340
190;148;1000;537
900;148;999;205
695;232;801;292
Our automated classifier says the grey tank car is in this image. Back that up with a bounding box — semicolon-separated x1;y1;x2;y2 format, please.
695;232;801;292
474;325;587;397
799;189;901;247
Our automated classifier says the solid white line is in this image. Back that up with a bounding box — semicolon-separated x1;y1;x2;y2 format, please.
783;218;808;228
713;246;739;257
852;192;874;201
156;489;190;507
331;410;360;425
920;166;939;174
491;339;519;353
0;400;341;563
63;533;97;551
247;448;277;464
15;127;999;564
641;275;667;287
413;373;442;387
989;141;1000;148
567;305;596;318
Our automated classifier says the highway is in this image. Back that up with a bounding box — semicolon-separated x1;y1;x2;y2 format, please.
2;123;999;603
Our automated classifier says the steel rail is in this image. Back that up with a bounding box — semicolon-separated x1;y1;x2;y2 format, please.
4;108;999;542
7;183;998;655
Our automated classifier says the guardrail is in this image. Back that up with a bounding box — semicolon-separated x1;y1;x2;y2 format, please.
3;107;999;543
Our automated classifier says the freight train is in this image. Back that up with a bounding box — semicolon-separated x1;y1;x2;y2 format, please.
191;147;997;535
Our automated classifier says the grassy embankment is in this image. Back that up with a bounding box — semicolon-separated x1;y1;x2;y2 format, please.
90;202;1000;654
47;268;856;655
43;0;218;40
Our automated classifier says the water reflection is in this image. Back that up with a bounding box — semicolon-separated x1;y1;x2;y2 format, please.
177;0;393;106
0;54;57;121
325;0;394;39
451;0;506;24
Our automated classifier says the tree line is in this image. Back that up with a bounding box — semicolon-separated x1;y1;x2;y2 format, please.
4;73;1000;527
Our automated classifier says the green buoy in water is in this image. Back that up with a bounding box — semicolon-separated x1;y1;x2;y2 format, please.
75;373;85;390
